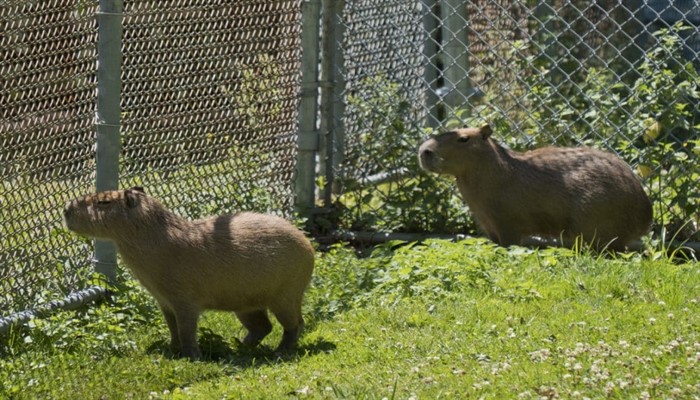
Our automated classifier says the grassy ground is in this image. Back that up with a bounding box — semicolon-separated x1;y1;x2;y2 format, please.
0;239;698;399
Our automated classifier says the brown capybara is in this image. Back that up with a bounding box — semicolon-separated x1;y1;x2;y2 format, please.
418;124;652;251
64;187;314;359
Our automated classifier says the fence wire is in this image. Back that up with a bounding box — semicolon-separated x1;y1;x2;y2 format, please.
120;0;302;217
328;0;700;241
339;0;426;178
1;1;98;318
2;0;698;330
1;1;302;322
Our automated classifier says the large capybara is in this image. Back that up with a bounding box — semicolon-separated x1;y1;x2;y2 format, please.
418;124;652;250
64;187;314;359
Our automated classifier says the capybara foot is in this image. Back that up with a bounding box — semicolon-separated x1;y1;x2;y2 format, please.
274;326;302;354
180;346;203;361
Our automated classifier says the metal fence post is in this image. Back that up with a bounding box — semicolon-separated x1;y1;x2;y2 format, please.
296;0;322;219
94;0;123;282
440;0;472;118
319;0;346;205
422;0;441;128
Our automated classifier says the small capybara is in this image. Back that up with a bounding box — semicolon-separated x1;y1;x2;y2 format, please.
64;187;314;359
418;124;652;250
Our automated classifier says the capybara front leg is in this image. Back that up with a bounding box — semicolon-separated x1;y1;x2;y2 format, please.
174;305;202;360
159;306;180;354
235;310;273;347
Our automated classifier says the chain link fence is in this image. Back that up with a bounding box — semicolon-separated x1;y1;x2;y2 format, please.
1;0;303;328
1;1;99;322
323;0;700;243
2;0;699;333
119;1;302;217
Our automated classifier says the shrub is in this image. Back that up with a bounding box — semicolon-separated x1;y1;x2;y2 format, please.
332;76;473;234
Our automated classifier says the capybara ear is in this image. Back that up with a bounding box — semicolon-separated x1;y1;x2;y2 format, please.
125;189;141;208
480;124;492;140
130;186;145;193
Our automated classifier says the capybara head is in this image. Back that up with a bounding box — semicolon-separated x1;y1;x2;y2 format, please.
64;186;154;239
418;124;494;176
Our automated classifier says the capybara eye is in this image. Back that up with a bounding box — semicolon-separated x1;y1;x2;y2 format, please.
457;136;470;143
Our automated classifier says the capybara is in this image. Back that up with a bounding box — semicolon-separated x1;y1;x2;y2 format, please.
64;187;314;359
418;124;652;250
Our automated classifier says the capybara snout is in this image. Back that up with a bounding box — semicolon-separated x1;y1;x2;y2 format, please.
418;147;437;171
419;126;495;176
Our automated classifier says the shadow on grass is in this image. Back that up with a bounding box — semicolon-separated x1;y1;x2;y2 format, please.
146;327;336;366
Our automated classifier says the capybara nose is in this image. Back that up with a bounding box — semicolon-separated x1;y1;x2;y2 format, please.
419;148;435;164
63;200;75;218
418;148;436;171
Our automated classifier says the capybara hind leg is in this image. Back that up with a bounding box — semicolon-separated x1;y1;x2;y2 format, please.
492;230;521;248
235;310;273;347
160;306;180;354
607;238;628;252
595;236;626;253
279;319;304;352
174;306;202;360
270;305;304;352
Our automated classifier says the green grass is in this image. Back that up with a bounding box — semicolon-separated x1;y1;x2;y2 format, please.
1;239;698;399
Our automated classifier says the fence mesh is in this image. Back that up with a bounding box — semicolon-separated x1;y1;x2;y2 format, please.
340;0;425;178
2;0;699;326
120;0;302;218
1;1;98;317
329;0;700;241
1;1;302;320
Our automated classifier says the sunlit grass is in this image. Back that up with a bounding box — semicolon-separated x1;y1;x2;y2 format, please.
0;240;698;398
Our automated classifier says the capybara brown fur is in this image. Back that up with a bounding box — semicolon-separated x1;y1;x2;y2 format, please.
64;187;314;360
418;125;652;251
